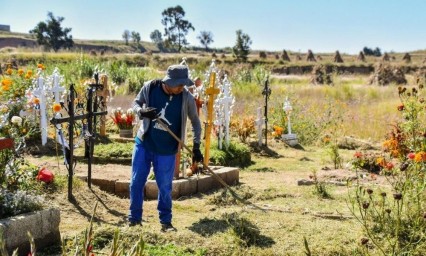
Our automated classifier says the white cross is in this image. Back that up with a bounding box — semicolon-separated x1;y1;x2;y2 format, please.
33;74;48;145
220;75;234;147
51;68;65;103
255;107;265;146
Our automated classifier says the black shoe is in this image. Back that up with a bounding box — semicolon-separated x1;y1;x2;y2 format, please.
161;223;177;232
128;220;142;227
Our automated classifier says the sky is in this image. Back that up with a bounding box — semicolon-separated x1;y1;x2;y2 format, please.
2;0;426;54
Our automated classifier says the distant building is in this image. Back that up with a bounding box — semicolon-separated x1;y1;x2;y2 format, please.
0;25;11;32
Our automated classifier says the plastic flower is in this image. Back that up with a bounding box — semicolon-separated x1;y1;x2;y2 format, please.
111;108;135;129
33;97;40;104
11;116;23;126
52;103;62;113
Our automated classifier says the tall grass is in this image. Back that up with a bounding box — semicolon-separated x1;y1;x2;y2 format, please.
232;74;407;144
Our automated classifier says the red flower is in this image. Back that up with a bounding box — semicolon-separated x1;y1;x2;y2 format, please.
397;104;404;111
385;162;394;170
408;152;415;160
354;151;363;158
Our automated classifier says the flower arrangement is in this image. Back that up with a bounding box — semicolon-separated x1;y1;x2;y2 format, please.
111;108;136;130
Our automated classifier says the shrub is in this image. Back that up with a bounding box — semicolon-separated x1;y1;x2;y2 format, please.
209;140;251;167
107;60;128;85
349;84;426;255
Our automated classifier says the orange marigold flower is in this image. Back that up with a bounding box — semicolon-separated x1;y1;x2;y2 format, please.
52;103;62;113
6;68;13;75
414;151;426;163
376;157;386;167
1;78;12;87
33;97;40;104
391;150;399;158
27;70;33;76
18;69;24;76
273;125;284;136
37;63;46;70
383;139;397;150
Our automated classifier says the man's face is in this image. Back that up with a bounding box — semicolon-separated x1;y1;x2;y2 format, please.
165;84;185;95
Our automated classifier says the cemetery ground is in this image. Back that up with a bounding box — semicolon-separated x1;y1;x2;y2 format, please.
27;138;377;256
3;62;426;255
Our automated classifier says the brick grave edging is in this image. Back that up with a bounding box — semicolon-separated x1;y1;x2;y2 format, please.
0;208;61;256
78;167;239;199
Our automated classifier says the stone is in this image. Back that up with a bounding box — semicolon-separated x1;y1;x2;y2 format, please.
297;179;315;186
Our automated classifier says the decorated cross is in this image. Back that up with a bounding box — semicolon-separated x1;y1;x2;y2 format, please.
32;71;48;145
50;74;108;200
51;68;65;103
214;74;234;149
204;60;220;167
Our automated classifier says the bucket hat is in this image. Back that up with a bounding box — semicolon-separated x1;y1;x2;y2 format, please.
162;65;194;87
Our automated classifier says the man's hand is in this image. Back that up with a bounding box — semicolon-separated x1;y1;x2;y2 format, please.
138;107;157;120
192;143;204;163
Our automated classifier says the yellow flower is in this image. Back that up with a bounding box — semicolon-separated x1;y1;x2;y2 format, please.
52;103;62;113
6;68;13;75
33;97;40;104
18;69;24;76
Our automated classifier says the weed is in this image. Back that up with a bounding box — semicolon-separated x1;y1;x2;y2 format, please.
311;169;332;199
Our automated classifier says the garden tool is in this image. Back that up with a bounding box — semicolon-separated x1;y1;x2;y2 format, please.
154;117;265;211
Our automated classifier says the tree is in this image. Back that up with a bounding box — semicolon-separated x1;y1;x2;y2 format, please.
161;5;194;51
122;30;130;45
29;12;73;52
131;31;141;45
363;46;382;57
150;29;164;51
232;30;252;62
197;31;214;52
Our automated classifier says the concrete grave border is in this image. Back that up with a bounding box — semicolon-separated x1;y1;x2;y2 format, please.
77;166;239;199
0;208;61;256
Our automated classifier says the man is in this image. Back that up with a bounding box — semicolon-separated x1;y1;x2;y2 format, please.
128;64;203;232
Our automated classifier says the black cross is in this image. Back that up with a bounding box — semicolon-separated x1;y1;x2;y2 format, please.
262;76;271;147
50;74;107;200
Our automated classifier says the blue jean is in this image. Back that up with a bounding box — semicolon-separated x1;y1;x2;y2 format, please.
128;142;176;224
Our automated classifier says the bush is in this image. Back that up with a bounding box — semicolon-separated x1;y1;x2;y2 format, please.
349;84;426;255
209;140;251;167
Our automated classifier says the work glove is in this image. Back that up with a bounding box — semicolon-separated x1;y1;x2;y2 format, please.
138;107;157;120
192;142;204;163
